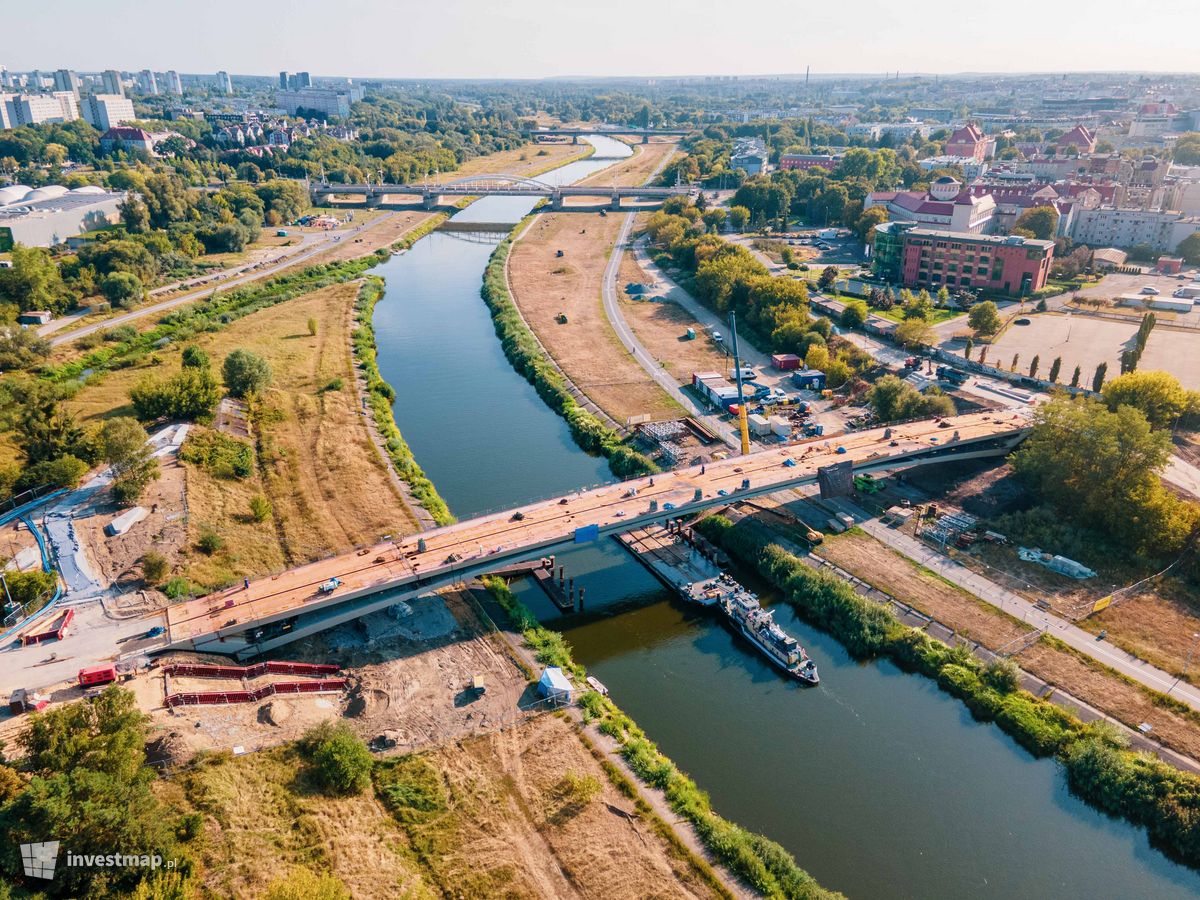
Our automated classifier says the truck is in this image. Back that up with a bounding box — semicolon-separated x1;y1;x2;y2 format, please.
818;228;838;239
936;365;969;386
78;665;117;688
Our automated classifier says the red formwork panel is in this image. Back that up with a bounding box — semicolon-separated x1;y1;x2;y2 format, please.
164;678;346;708
20;608;75;646
162;660;340;680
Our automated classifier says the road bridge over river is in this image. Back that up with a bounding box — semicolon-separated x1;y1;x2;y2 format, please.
311;173;694;211
527;127;694;143
160;412;1029;659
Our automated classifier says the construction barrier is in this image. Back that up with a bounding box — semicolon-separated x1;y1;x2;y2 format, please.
164;678;346;708
19;607;74;646
161;660;339;679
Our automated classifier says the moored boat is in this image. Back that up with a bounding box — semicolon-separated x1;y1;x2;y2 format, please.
721;587;819;684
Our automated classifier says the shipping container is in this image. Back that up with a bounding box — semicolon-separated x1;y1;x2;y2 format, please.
768;415;791;436
748;414;772;436
771;353;802;371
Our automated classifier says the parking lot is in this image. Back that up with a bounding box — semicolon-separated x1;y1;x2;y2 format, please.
1067;271;1200;327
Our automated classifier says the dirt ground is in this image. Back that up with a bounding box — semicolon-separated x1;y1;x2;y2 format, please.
618;244;731;382
68;280;421;590
506;143;683;425
0;519;41;570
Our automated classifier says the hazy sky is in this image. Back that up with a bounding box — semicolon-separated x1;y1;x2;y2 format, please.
8;0;1200;79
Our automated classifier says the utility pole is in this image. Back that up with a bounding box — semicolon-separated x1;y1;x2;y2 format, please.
1167;633;1200;697
729;312;751;455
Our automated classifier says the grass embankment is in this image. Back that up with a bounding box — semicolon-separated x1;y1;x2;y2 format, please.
352;274;453;526
481;224;658;479
696;514;1200;869
483;576;840;900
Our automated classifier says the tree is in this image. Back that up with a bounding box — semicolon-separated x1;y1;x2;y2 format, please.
223;349;272;398
130;367;221;422
1070;365;1082;388
968;300;1001;335
1029;355;1040;379
100;271;145;308
702;207;727;232
894;318;934;348
854;205;889;243
867;375;955;422
817;266;838;292
1173;132;1200;166
1012;205;1059;241
301;721;373;795
1048;357;1062;383
1102;370;1195;430
100;417;159;505
727;205;750;231
1177;232;1200;266
964;337;974;361
1092;361;1108;392
840;300;867;329
181;345;210;369
1011;397;1197;554
0;244;70;313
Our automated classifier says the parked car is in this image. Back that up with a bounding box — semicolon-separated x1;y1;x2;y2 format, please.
1140;285;1160;295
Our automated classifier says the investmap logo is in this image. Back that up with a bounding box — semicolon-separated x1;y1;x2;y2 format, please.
19;839;174;880
20;841;59;879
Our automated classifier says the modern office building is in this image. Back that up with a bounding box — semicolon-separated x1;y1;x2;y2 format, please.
872;222;1054;296
276;87;355;117
80;93;136;131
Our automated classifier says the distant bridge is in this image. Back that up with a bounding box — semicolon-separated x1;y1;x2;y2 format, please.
311;173;694;211
158;412;1029;660
526;127;695;144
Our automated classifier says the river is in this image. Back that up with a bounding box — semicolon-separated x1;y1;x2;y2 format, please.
369;136;1200;899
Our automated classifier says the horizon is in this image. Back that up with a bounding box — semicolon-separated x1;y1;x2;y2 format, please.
7;0;1199;80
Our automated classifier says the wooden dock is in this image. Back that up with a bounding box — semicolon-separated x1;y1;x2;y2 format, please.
485;558;575;612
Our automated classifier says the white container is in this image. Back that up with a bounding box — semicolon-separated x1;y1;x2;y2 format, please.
768;415;791;436
748;414;771;436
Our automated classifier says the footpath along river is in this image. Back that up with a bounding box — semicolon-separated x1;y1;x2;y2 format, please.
370;135;1200;899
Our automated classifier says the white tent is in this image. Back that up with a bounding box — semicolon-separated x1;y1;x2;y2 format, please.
538;666;573;704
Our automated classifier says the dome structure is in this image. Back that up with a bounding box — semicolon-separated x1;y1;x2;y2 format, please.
0;185;33;206
24;185;70;203
69;185;106;195
929;175;962;202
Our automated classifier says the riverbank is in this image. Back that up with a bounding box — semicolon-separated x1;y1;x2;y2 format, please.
481;221;658;478
505;142;683;425
483;576;840;900
696;512;1200;870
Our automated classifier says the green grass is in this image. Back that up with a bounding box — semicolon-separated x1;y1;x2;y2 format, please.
875;306;962;326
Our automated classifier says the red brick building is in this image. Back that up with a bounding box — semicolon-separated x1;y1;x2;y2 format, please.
779;153;842;172
944;124;994;163
899;227;1054;296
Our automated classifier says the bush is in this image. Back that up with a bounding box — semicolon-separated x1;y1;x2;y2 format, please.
321;377;344;393
300;722;373;795
197;529;224;555
141;551;169;584
100;271;145;308
249;494;272;522
163;576;194;599
14;454;89;493
105;324;139;343
130;367;221;422
264;867;350;900
179;428;253;478
181;345;210;369
307;316;318;336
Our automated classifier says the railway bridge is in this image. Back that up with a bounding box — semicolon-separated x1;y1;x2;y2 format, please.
159;412;1030;660
310;173;693;211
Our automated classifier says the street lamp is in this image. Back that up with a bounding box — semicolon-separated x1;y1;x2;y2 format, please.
1167;632;1200;697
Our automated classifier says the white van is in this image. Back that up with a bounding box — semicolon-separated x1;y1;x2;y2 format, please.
735;366;756;381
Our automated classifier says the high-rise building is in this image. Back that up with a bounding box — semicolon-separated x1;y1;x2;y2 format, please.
166;70;183;95
100;69;124;96
1;91;79;128
279;71;290;90
53;69;79;97
138;69;158;95
0;68;11;89
295;71;311;89
80;93;135;131
216;71;232;94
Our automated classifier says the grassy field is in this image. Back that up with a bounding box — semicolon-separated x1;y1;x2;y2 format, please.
67;280;421;589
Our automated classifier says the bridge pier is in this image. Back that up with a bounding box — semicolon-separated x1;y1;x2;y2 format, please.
572;134;579;144
642;133;649;144
423;193;440;210
365;193;384;208
610;195;622;211
551;193;564;211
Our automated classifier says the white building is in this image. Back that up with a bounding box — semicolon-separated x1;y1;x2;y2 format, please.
277;87;355;118
1069;207;1200;252
138;69;158;95
166;70;182;95
100;69;124;96
0;91;79;128
0;185;126;248
52;69;78;96
215;71;232;94
80;93;135;131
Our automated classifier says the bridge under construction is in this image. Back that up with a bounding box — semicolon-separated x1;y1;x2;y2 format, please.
159;412;1029;660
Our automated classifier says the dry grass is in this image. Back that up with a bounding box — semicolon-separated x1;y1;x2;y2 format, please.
816;530;1032;648
67;280;420;589
1086;587;1200;679
399;713;721;900
617;246;730;381
506;143;683;425
162;748;427;900
1016;638;1200;761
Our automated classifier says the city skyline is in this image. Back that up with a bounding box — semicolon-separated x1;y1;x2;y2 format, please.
6;0;1199;80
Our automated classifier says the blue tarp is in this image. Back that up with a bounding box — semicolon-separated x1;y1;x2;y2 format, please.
538;666;573;701
573;524;600;543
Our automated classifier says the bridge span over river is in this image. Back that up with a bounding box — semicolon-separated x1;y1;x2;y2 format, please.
160;412;1029;659
310;173;693;211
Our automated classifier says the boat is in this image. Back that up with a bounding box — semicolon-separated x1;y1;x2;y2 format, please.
721;587;819;685
679;573;740;607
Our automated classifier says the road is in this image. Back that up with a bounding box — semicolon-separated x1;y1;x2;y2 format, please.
44;212;398;347
822;497;1200;714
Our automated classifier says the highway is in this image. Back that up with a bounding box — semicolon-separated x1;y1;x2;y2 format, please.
162;412;1027;652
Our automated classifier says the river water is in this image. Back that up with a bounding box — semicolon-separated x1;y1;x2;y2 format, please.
369;137;1200;899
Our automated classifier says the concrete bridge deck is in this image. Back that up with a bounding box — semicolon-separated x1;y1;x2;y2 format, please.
528;127;693;143
162;412;1028;658
311;176;692;210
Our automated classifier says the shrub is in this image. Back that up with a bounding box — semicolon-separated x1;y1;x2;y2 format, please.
321;377;344;393
141;551;169;584
300;722;373;795
307;316;318;336
163;577;194;599
105;324;139;343
179;428;253;478
181;345;210;369
249;495;272;522
130;367;221;422
264;867;350;900
14;454;89;493
223;349;272;398
197;529;224;555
